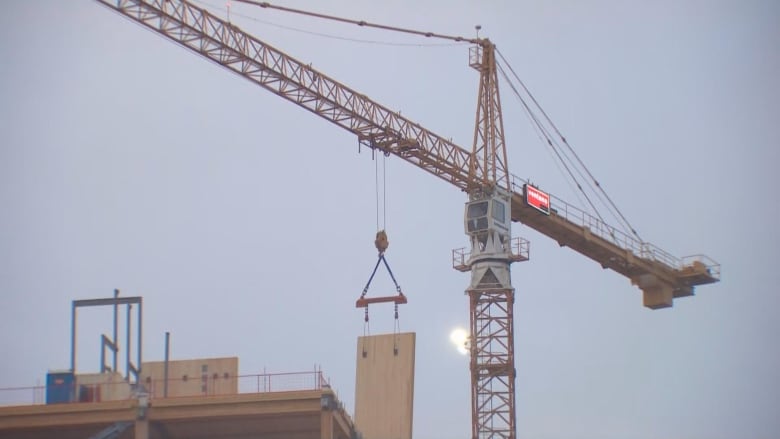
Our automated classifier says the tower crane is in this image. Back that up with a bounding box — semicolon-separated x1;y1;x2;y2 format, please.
94;1;721;438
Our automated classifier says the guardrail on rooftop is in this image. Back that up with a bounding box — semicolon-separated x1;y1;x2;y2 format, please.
0;370;330;407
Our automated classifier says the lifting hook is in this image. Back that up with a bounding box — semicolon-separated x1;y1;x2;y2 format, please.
374;230;389;254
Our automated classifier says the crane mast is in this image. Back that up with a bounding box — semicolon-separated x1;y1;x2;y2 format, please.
463;41;521;438
469;42;510;192
95;1;721;438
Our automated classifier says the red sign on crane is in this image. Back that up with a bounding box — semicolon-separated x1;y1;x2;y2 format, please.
524;184;551;215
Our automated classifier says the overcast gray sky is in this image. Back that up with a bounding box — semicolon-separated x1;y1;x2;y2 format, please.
1;1;778;438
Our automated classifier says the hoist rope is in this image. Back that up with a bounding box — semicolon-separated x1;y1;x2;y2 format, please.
516;88;591;212
195;0;467;46
383;155;387;231
232;0;480;44
394;306;401;335
496;48;644;243
496;49;642;241
375;155;380;231
374;154;388;232
495;62;611;231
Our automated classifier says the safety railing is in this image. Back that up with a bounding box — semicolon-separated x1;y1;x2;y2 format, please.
0;385;46;406
509;174;720;278
0;370;330;407
681;254;722;279
452;247;469;272
452;237;530;272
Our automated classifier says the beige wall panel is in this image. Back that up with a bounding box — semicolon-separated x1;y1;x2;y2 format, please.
141;357;238;398
354;332;415;439
76;372;131;401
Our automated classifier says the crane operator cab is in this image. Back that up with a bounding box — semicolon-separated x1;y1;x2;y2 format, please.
464;191;511;258
465;198;509;234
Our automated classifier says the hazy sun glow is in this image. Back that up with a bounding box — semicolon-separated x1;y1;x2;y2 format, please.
449;328;469;355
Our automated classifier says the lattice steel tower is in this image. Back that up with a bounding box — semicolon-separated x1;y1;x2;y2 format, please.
460;41;527;439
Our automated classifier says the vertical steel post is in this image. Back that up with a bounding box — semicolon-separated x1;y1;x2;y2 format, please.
113;289;119;373
100;337;106;373
164;331;170;398
138;300;143;381
70;302;76;372
126;304;132;381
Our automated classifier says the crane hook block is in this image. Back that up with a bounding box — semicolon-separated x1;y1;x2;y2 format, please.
357;232;406;310
375;230;389;254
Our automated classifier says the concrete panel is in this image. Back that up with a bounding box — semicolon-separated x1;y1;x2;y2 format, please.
354;332;415;439
76;372;131;402
141;357;238;398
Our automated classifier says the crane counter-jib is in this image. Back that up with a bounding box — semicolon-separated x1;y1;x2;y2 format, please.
508;181;720;309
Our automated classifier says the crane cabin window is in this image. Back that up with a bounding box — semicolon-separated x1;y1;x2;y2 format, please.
466;201;489;233
492;200;506;224
467;201;489;218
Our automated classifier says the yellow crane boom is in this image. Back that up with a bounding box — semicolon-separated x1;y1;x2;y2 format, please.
95;0;717;309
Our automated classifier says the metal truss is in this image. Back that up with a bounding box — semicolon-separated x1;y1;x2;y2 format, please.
96;0;474;190
469;288;515;439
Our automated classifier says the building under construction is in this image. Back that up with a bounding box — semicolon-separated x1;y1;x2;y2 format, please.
0;369;356;439
0;339;415;439
0;289;416;439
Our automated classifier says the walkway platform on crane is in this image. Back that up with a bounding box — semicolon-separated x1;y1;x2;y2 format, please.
452;236;530;272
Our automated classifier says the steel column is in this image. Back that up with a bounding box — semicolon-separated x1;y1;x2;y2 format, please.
113;289;119;372
70;303;77;372
164;331;170;398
